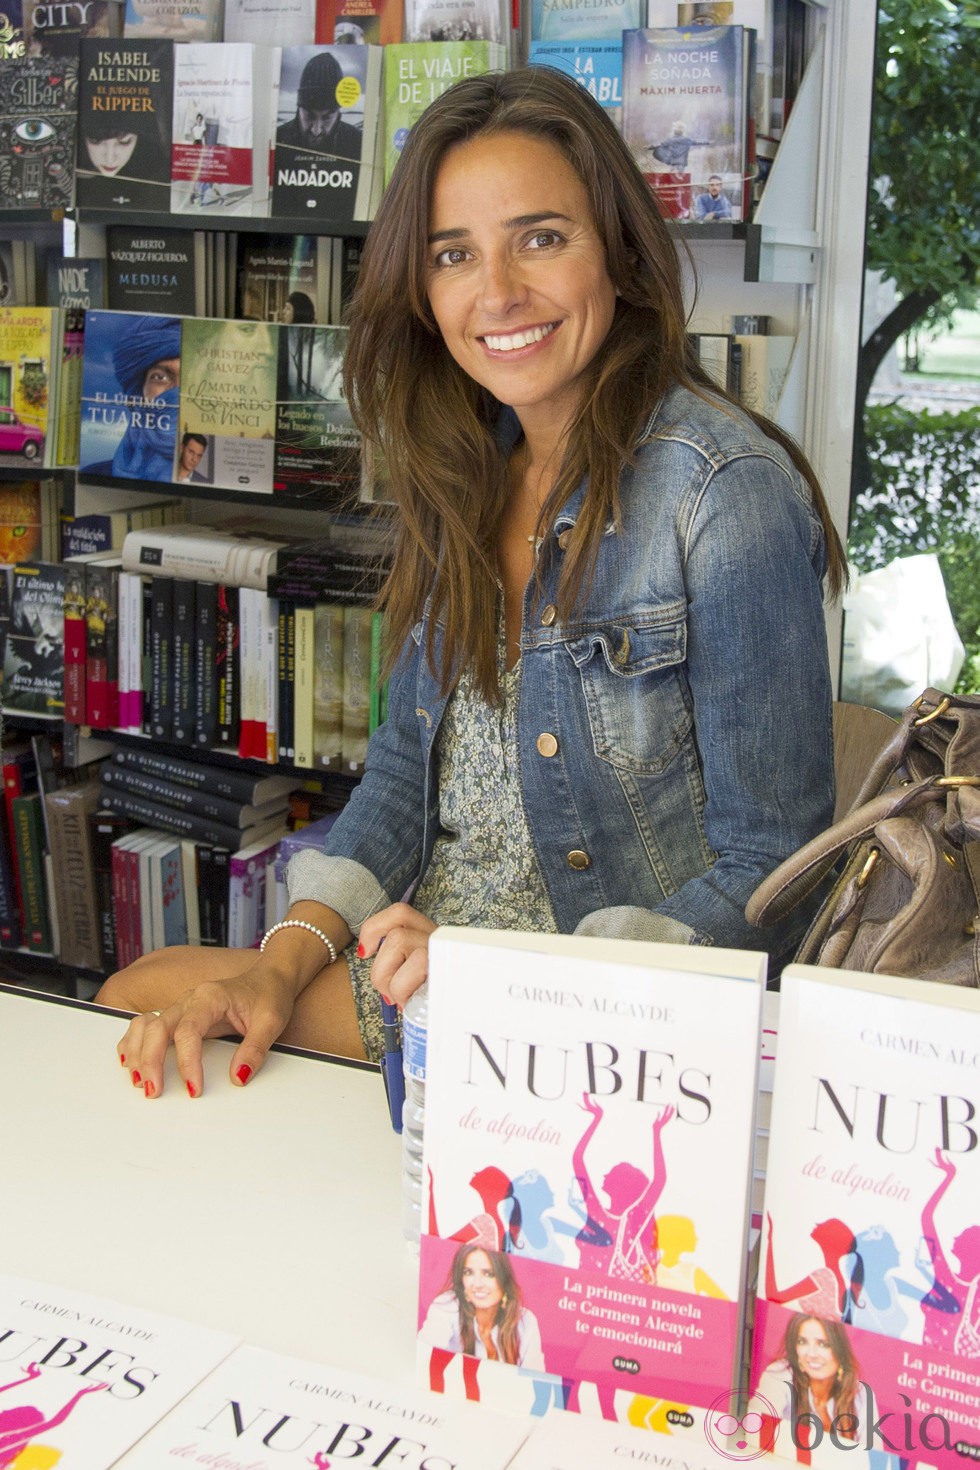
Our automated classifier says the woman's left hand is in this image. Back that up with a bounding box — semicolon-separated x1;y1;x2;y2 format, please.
360;902;436;1008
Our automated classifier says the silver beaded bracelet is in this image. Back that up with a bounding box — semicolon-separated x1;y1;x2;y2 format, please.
259;919;338;966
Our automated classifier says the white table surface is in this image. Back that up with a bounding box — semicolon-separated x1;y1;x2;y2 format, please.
0;983;418;1383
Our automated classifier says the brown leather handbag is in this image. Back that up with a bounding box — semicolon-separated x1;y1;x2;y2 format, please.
746;688;980;986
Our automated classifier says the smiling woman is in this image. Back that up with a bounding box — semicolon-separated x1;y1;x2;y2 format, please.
97;67;847;1103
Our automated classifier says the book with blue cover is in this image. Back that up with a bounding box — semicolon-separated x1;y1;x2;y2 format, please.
79;309;182;483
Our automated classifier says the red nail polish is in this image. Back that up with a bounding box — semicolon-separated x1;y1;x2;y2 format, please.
132;1070;141;1086
119;1053;126;1066
236;1064;252;1086
143;1079;155;1098
356;942;365;958
186;1081;197;1099
382;994;393;1006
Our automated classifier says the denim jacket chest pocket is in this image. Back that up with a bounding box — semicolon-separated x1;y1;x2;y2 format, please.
565;601;693;774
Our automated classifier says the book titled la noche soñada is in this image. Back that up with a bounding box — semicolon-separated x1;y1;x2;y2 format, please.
752;965;980;1470
419;927;765;1431
0;1274;238;1470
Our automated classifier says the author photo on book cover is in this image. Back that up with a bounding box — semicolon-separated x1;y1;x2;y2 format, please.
419;1245;545;1369
100;67;845;1102
750;1314;872;1465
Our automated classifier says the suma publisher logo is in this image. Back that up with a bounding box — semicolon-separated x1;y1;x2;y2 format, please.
703;1390;780;1461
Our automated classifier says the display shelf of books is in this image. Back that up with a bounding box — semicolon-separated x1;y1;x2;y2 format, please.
72;209;373;239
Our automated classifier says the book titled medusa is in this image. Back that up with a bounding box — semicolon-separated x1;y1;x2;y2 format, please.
751;965;980;1470
419;927;765;1429
79;310;182;483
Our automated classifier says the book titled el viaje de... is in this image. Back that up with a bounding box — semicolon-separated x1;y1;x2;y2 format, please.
382;41;511;185
0;1274;239;1470
621;25;754;223
78;309;181;484
179;317;279;493
272;43;383;227
751;964;980;1470
274;322;359;501
0;306;58;470
382;40;508;185
420;927;764;1429
76;38;174;211
121;1343;530;1470
0;55;78;211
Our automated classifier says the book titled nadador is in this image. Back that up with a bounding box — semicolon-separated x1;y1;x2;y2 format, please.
0;1274;238;1470
419;927;765;1431
753;965;980;1470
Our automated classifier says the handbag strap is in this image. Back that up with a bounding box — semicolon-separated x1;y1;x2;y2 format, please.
745;777;956;928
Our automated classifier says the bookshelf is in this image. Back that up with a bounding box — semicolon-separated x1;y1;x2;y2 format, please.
0;5;878;978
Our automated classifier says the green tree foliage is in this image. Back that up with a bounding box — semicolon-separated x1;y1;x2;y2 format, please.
848;404;980;691
854;0;979;492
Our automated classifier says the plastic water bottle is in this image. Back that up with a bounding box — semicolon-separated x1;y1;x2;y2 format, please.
401;982;428;1243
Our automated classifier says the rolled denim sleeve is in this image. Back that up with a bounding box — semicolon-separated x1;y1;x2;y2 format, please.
651;450;834;956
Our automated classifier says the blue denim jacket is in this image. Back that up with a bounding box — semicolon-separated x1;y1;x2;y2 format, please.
287;384;835;962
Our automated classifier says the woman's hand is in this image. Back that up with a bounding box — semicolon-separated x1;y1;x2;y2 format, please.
360;902;436;1008
115;960;300;1101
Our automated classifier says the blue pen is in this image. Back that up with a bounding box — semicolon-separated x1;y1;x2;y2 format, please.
379;996;405;1133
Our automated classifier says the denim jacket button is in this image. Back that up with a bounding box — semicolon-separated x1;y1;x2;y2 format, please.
567;849;590;870
557;529;572;551
536;732;559;758
540;604;557;626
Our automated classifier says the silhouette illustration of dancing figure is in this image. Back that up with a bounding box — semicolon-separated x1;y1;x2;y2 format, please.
0;1363;107;1469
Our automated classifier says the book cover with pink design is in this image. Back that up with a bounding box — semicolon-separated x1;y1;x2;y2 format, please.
121;1342;530;1468
751;964;980;1470
419;926;765;1432
0;1274;239;1470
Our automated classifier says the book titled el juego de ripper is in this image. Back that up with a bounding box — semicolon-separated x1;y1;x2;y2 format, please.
752;965;980;1470
76;38;174;210
79;310;181;484
419;927;764;1429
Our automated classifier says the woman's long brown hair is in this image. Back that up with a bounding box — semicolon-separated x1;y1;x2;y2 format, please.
785;1314;861;1436
449;1245;525;1364
344;67;846;703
